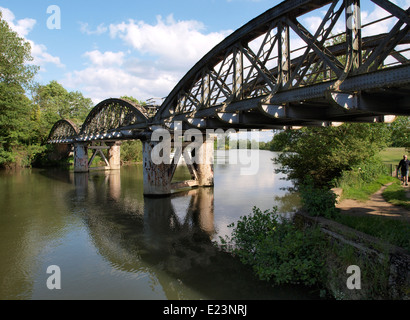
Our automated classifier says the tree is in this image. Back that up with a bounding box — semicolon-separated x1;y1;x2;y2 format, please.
120;95;146;106
32;80;93;132
260;129;302;152
389;116;410;149
0;12;39;167
0;12;38;87
273;123;391;187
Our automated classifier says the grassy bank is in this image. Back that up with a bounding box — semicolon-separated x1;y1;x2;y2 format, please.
379;147;406;166
336;147;408;202
337;174;396;201
331;147;409;250
334;213;410;251
383;180;410;211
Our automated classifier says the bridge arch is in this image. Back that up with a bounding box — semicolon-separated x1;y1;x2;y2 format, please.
79;98;149;140
47;119;79;144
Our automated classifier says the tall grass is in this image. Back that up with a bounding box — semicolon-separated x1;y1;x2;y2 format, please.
335;156;395;201
382;180;410;210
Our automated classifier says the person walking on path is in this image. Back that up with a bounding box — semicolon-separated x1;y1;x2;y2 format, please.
397;154;409;186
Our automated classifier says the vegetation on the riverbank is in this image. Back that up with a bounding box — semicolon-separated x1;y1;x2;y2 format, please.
0;15;148;170
0;15;92;169
334;213;410;251
219;207;327;288
383;180;410;211
219;205;401;299
228;125;409;299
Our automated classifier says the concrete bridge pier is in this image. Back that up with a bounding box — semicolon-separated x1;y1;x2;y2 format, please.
106;141;121;170
194;135;214;187
73;141;122;172
142;139;174;196
73;143;89;173
142;134;214;196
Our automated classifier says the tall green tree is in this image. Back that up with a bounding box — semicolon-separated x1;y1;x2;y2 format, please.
32;80;93;134
274;123;391;187
0;12;39;167
389;116;410;149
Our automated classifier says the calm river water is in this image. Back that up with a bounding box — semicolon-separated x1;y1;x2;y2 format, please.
0;150;319;300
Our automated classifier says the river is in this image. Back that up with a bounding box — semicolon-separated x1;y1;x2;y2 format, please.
0;150;319;300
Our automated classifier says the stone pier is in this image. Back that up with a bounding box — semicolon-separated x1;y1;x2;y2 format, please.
107;141;122;170
73;133;214;195
73;141;122;172
142;134;214;196
74;143;89;173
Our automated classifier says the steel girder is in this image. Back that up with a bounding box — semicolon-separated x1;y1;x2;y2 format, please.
47;119;79;144
154;0;410;129
76;98;149;142
48;0;410;143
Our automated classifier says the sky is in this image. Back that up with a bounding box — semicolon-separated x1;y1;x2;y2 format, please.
1;0;409;110
0;0;283;104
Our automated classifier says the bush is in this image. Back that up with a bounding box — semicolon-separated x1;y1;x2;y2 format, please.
299;177;339;219
220;207;327;287
121;140;142;163
335;156;395;201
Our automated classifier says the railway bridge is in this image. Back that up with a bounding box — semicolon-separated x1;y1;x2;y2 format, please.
47;0;410;195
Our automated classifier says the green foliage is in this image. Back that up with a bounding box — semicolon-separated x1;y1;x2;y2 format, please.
388;116;410;148
32;80;93;132
335;213;410;251
221;207;327;287
273;123;391;187
259;129;301;152
299;177;339;219
121;140;143;163
0;14;40;168
0;12;38;87
336;156;395;201
382;180;410;211
120;95;146;106
0;13;95;168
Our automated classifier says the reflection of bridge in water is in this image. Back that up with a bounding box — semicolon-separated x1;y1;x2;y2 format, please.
47;0;410;195
44;168;309;299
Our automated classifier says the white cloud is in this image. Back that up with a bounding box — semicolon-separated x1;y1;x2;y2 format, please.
62;47;177;103
0;7;64;70
28;40;65;70
62;15;230;104
109;14;230;70
79;22;108;35
83;50;125;67
62;65;176;105
0;6;35;37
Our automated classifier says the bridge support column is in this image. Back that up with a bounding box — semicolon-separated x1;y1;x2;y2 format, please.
142;133;214;196
195;135;214;187
107;141;121;170
74;143;89;173
142;139;173;196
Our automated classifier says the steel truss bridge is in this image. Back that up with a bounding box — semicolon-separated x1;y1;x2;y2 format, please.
47;0;410;195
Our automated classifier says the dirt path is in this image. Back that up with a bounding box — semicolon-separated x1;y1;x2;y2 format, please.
336;183;410;222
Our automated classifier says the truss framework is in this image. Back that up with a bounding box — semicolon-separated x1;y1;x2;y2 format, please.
48;0;410;144
154;0;410;129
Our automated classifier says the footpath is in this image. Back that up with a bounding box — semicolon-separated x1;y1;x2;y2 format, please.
298;183;410;299
336;183;410;222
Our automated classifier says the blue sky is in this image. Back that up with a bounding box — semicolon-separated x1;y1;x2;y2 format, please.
1;0;284;103
1;0;408;107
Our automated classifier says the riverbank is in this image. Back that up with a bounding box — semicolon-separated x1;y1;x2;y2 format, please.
315;183;410;299
294;210;410;300
336;183;410;222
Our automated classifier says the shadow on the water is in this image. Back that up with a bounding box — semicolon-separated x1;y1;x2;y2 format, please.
38;167;74;185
